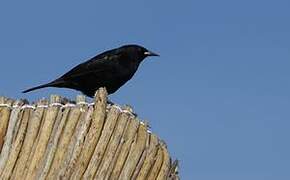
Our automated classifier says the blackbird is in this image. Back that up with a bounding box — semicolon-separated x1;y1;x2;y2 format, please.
22;44;159;97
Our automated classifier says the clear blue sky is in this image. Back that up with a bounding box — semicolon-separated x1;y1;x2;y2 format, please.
1;1;290;179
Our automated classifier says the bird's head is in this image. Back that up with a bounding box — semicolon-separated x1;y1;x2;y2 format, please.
119;44;159;62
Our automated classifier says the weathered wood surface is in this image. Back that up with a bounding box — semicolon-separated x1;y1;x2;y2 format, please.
0;88;179;180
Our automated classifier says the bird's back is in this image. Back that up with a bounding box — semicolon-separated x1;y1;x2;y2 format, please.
53;50;140;96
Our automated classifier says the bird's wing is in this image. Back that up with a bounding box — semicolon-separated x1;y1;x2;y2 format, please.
59;53;122;81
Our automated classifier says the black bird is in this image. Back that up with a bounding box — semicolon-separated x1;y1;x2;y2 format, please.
22;44;159;97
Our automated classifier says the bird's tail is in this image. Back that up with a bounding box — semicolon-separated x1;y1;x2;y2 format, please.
22;81;62;93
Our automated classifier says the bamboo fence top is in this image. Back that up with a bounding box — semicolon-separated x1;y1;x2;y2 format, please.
0;88;179;180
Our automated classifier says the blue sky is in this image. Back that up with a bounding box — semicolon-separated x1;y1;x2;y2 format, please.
1;0;290;179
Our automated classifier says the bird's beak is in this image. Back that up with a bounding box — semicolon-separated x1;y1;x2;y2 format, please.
144;51;159;57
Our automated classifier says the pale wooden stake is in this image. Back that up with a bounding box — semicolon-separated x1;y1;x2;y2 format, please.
106;116;139;179
57;105;91;179
11;99;48;180
36;106;71;180
118;122;148;180
25;95;61;180
82;106;120;179
136;134;159;180
156;143;171;180
94;112;130;179
0;100;25;174
0;97;14;151
0;108;31;179
45;102;82;179
147;146;164;180
70;89;107;180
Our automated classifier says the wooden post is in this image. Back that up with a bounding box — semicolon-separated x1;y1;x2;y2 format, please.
0;88;179;180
